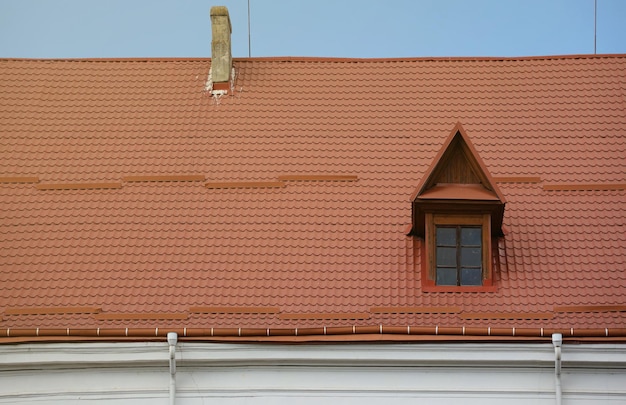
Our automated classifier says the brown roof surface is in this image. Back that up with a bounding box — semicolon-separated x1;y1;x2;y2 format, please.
1;55;625;342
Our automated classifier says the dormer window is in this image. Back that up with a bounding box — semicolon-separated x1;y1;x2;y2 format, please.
434;219;484;286
409;124;505;292
427;213;491;288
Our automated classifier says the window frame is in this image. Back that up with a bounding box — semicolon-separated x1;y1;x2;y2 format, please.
435;225;483;286
422;213;495;292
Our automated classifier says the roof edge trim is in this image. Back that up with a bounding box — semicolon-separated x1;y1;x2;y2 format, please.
1;325;624;344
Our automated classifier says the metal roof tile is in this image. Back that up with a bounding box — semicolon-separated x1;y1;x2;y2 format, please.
1;55;625;339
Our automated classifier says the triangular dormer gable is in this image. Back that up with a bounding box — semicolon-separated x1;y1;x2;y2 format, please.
410;123;506;237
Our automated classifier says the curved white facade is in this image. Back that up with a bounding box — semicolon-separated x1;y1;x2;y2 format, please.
1;342;625;404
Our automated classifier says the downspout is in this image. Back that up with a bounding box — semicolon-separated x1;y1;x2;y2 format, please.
167;332;178;405
552;333;562;405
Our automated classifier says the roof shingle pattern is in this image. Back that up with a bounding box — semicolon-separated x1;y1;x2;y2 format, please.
1;55;625;339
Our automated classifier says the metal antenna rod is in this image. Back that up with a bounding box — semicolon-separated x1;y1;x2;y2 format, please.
594;0;597;54
248;0;252;57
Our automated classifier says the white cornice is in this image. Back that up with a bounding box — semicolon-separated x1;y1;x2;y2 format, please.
1;342;625;370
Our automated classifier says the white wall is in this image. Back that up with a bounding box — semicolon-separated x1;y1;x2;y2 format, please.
1;341;625;404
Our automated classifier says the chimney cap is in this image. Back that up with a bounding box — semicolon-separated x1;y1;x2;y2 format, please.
210;6;232;33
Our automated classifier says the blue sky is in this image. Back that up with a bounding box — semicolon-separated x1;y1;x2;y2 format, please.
0;0;625;58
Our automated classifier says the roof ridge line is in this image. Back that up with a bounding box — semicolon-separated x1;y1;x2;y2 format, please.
238;53;626;62
0;57;211;62
2;53;625;63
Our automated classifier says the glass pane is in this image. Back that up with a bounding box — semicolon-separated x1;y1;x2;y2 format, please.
461;247;482;267
436;227;456;246
436;267;457;286
461;227;481;246
436;247;457;266
460;268;482;286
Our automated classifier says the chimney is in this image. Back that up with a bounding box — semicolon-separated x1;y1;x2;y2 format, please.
210;6;232;93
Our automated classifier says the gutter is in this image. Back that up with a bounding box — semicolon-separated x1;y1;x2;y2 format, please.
1;325;625;343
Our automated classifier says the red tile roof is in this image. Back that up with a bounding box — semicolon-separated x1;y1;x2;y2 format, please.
1;55;625;342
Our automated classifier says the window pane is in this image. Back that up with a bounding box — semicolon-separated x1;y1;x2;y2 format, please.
437;267;457;286
436;247;457;266
460;267;482;286
461;247;482;267
461;227;481;246
436;227;456;246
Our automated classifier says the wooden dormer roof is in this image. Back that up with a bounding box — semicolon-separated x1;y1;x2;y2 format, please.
410;123;506;237
411;123;506;201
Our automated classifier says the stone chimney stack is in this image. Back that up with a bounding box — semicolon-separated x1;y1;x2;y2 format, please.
210;6;232;91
